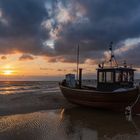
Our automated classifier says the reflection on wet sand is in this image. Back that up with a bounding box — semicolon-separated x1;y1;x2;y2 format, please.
63;107;140;140
0;107;140;140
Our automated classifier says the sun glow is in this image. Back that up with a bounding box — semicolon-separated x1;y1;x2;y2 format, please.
3;70;13;75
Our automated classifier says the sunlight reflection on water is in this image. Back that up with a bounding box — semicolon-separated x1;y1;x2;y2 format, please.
0;107;140;140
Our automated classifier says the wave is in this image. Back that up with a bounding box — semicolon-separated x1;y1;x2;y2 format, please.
0;81;60;95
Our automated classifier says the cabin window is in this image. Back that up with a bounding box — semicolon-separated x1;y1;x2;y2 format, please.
115;71;122;82
122;72;128;82
106;72;113;83
128;71;134;82
99;72;105;82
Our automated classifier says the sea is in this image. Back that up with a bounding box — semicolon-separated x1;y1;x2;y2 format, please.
0;81;60;95
0;79;139;95
0;80;140;140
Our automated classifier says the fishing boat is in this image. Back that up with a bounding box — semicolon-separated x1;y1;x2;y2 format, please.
59;42;140;114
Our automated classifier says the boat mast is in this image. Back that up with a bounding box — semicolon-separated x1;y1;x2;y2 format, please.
76;44;80;81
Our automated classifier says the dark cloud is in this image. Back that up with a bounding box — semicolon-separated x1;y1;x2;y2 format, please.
0;0;48;37
19;54;34;61
0;0;139;67
68;0;140;42
0;0;49;54
53;0;140;59
116;44;140;67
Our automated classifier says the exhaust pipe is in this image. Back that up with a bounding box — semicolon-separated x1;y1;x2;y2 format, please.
79;68;82;88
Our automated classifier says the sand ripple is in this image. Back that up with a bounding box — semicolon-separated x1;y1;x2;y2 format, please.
0;109;140;140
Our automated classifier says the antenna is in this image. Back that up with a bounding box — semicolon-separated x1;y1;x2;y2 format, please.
109;42;118;67
109;42;113;67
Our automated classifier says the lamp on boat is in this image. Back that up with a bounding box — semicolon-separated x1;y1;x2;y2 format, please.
98;62;104;69
123;60;127;68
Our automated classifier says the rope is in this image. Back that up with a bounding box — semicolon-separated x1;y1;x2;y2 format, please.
125;86;140;116
131;93;140;108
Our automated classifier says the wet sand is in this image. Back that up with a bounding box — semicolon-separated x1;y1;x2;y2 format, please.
0;108;140;140
0;91;75;116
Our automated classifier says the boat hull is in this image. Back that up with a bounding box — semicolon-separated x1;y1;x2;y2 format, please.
59;84;139;113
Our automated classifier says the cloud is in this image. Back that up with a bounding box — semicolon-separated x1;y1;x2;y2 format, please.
57;69;66;72
19;54;34;61
0;9;8;26
1;55;7;60
41;0;140;66
0;0;47;37
0;0;140;67
115;42;140;67
40;68;53;71
0;0;49;55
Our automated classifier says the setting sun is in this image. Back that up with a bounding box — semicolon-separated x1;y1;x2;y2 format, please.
3;70;13;75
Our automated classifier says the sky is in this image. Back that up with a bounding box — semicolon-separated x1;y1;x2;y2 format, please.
0;0;140;80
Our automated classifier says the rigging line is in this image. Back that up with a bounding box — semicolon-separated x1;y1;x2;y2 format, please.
114;56;118;67
131;92;140;108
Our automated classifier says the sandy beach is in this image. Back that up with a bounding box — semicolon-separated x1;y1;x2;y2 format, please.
0;82;140;140
0;90;74;116
0;106;140;140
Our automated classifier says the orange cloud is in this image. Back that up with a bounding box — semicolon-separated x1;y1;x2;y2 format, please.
1;56;7;60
